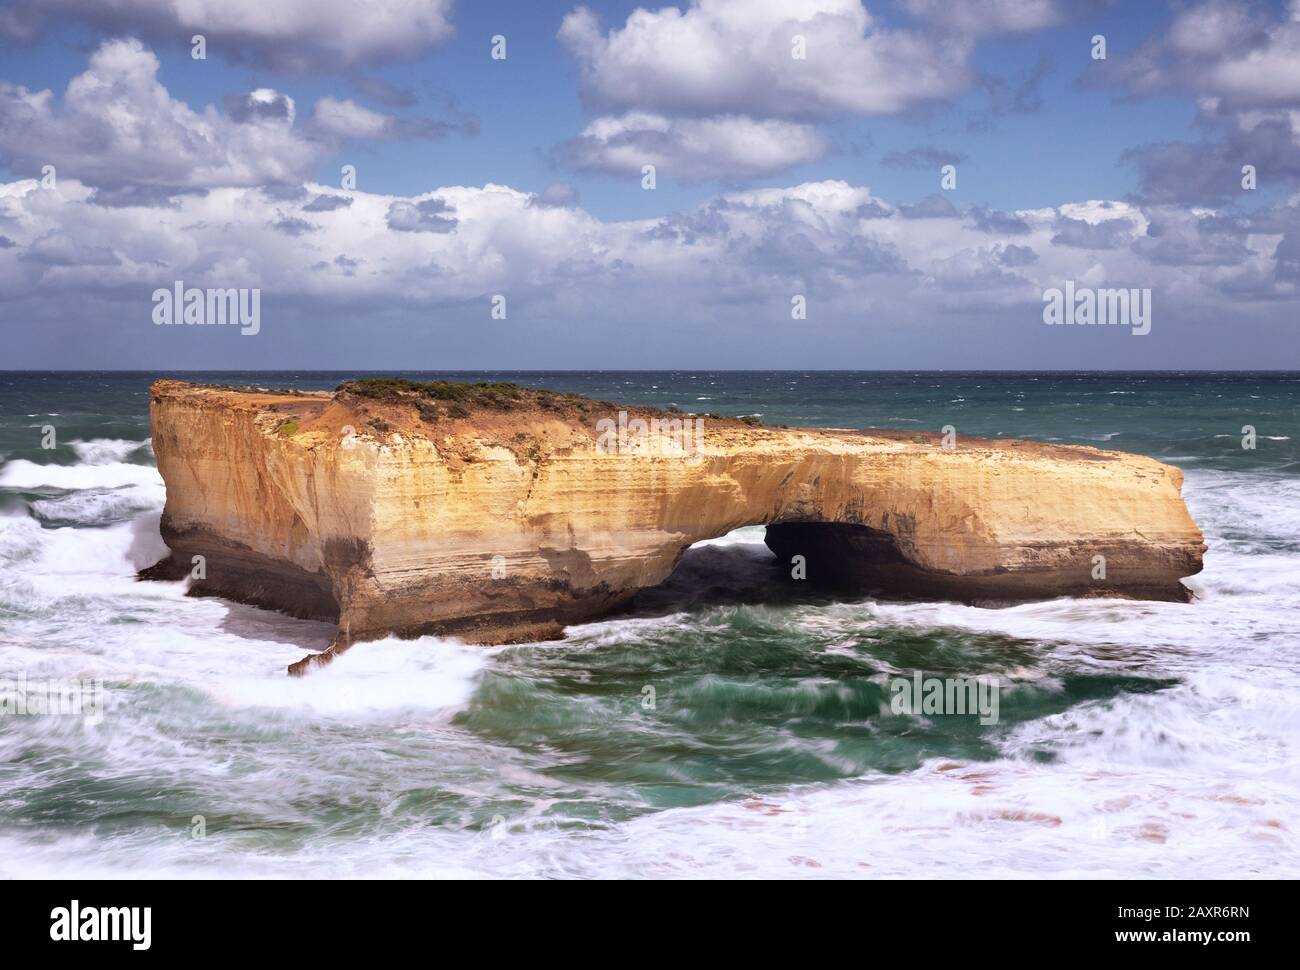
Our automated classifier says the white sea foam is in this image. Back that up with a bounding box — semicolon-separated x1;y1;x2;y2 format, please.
209;635;487;716
30;483;166;526
690;524;767;547
0;458;1296;878
0;459;163;490
69;438;153;465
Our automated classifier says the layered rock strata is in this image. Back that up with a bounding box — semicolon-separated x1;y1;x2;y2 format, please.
143;379;1206;673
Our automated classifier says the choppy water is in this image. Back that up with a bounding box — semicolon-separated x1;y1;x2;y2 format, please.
1;371;1297;878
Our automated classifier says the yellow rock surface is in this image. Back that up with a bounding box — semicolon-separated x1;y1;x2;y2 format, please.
145;379;1205;672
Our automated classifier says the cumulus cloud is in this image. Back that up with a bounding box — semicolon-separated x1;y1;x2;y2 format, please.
223;88;296;124
1097;1;1300;205
1;173;1294;365
386;198;458;233
1050;213;1140;249
273;216;316;236
1124;108;1300;205
559;0;972;119
553;1;1021;181
309;97;464;141
968;206;1032;235
899;194;960;219
0;0;456;72
1108;0;1300;106
533;183;581;208
303;194;354;213
1133;208;1254;267
0;40;476;203
551;1;1096;181
998;243;1039;266
0;33;1291;366
0;40;317;197
1275;230;1300;282
561;112;827;180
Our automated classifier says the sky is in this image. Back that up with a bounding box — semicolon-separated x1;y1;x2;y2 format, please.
0;0;1297;370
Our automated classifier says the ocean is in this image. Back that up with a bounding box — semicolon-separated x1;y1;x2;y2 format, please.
1;371;1297;878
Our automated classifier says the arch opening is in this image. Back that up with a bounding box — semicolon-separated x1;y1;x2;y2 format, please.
622;520;920;619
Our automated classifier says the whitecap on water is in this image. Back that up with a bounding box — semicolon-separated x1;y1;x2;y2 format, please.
0;459;163;490
209;635;488;717
69;438;153;465
1;441;1296;878
30;483;166;527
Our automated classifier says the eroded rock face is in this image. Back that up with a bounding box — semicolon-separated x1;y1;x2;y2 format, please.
144;379;1206;672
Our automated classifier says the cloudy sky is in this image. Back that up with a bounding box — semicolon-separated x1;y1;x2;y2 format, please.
1;0;1297;369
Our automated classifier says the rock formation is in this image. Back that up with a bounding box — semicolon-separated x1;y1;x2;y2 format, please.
143;379;1206;673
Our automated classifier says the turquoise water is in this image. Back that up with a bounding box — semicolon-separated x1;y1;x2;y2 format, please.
1;371;1297;877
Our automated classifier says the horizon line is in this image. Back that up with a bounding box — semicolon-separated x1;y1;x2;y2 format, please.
5;368;1300;375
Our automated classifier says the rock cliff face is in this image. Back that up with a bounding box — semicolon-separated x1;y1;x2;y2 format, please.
144;379;1206;673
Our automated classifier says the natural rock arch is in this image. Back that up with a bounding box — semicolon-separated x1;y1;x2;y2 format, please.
143;380;1205;673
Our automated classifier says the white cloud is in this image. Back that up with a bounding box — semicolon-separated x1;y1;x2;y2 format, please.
559;0;972;119
1099;2;1300;204
309;97;449;140
2;170;1294;370
0;40;317;195
534;183;581;208
0;41;462;202
0;0;455;72
0;22;1291;368
1113;0;1300;105
386;198;458;233
1;173;1288;333
1166;0;1261;56
564;112;827;179
312;98;393;139
1205;17;1300;104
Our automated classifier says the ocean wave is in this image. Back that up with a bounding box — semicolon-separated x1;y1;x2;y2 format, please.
69;437;153;465
1;447;1297;879
0;459;163;490
4;738;1288;879
0;514;45;567
208;635;488;716
30;483;165;527
1184;469;1300;548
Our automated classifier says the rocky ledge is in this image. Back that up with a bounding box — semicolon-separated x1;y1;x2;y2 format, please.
142;379;1206;673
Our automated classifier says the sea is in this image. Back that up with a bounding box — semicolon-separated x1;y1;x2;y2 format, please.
1;371;1297;878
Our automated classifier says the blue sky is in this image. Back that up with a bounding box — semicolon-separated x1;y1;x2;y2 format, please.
1;0;1297;369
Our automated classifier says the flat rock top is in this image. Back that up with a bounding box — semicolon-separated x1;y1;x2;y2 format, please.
150;378;1128;465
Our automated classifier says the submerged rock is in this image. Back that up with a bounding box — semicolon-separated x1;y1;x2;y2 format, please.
142;379;1205;673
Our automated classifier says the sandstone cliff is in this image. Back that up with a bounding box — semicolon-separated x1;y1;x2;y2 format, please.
143;379;1206;673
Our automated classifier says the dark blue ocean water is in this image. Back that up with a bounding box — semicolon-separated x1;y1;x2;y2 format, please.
2;370;1298;472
